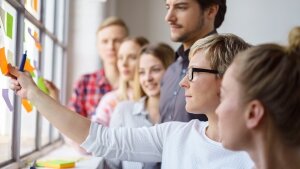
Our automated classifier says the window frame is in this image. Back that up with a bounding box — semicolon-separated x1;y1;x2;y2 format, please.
0;0;69;168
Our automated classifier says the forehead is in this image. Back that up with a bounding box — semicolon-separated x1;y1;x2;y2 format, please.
139;54;162;67
119;41;139;52
222;63;237;87
97;25;126;38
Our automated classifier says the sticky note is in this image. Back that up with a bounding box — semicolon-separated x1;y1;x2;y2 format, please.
6;12;13;39
0;47;8;75
2;89;13;112
37;77;49;94
24;58;35;72
35;42;42;51
22;99;33;112
36;160;75;169
33;0;38;12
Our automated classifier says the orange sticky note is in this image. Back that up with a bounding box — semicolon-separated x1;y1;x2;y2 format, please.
24;58;35;72
22;99;33;112
35;42;42;51
33;0;38;12
0;47;9;75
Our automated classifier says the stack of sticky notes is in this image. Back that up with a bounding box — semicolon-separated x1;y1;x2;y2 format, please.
36;160;75;169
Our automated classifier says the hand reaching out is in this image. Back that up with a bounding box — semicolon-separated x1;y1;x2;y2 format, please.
44;80;60;101
9;68;38;100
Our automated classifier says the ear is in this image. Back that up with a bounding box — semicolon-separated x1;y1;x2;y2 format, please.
244;100;265;129
206;4;219;19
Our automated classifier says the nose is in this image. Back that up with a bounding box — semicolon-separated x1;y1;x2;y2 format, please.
108;40;114;49
165;7;176;23
179;75;189;89
145;71;154;82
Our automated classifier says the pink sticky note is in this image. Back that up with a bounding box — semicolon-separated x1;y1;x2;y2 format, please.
2;89;13;112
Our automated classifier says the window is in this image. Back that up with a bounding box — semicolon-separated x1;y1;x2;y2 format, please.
0;0;68;168
0;0;17;163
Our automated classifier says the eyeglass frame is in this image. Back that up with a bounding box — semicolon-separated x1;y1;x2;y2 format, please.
187;67;219;81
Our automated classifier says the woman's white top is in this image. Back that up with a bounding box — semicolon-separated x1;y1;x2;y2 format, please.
81;120;254;169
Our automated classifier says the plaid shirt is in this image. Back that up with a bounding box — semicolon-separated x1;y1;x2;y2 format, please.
68;69;112;118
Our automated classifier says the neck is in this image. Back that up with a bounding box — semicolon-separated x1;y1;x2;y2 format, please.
146;96;160;124
103;63;119;89
205;113;220;142
182;27;215;50
248;133;300;169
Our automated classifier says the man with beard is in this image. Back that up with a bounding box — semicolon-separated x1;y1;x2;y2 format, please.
159;0;227;122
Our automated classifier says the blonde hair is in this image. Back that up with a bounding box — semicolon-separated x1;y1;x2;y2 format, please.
117;37;149;101
133;43;175;99
96;16;129;36
234;41;300;146
189;34;251;78
288;26;300;53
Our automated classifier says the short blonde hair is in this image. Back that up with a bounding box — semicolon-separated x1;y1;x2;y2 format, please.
189;34;251;77
96;16;129;36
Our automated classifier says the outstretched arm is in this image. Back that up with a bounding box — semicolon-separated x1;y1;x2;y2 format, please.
9;70;90;144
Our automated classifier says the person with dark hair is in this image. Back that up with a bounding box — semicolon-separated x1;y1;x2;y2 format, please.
68;17;129;119
9;34;253;169
160;0;227;122
216;29;300;169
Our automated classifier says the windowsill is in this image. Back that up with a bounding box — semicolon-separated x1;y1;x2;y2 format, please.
24;144;104;169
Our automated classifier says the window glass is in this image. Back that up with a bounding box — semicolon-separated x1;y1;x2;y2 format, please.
20;19;41;155
0;1;17;163
44;0;55;33
56;0;65;42
40;35;54;146
24;0;41;20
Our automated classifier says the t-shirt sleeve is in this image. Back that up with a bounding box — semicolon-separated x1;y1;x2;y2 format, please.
80;122;172;162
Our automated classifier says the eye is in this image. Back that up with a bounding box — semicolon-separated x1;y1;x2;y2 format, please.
139;70;145;75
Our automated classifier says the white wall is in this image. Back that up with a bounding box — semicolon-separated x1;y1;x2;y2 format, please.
219;0;300;45
66;0;300;100
67;0;107;100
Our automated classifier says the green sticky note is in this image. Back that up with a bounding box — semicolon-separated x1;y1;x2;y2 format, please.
37;77;49;94
6;12;13;39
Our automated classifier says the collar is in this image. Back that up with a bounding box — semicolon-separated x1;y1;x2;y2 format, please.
175;29;218;61
132;96;148;116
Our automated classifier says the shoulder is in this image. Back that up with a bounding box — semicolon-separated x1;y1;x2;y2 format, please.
101;90;118;100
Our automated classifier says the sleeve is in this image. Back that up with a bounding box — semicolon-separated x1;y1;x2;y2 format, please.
92;92;117;126
67;76;86;116
80;122;172;163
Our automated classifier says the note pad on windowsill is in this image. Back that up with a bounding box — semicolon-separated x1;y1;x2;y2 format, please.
36;160;75;169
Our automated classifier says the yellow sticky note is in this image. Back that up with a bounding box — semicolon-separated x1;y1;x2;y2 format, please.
36;160;75;169
22;99;33;112
0;47;8;75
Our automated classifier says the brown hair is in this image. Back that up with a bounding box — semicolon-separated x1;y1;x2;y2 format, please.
189;33;251;78
96;16;129;36
234;43;300;146
133;43;175;99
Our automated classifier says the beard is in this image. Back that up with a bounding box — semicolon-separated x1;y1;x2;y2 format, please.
170;15;205;43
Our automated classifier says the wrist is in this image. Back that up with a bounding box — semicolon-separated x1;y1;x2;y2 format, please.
27;85;41;103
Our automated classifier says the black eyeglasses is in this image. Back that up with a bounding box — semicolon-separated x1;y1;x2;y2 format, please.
187;67;219;81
